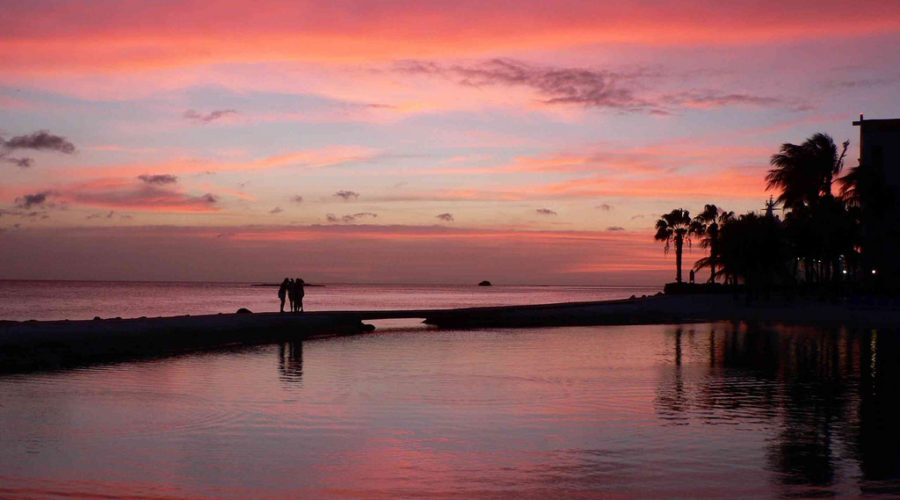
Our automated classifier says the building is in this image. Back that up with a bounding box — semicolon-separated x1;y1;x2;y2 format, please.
852;115;900;287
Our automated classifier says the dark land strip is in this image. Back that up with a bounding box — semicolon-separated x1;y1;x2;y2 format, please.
2;294;899;373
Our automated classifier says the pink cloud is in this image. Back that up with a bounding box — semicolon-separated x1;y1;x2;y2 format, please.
26;177;222;213
2;1;898;76
43;146;379;182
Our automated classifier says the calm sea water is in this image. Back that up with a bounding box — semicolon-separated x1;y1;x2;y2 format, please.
0;280;660;322
2;283;899;498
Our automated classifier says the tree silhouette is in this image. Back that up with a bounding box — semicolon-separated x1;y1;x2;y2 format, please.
766;133;849;210
766;133;852;283
718;212;788;292
649;128;892;293
690;204;733;283
655;209;692;283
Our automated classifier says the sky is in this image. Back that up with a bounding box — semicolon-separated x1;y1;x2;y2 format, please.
2;0;900;284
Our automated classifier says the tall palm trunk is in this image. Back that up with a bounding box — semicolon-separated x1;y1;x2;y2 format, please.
709;224;719;283
675;234;684;283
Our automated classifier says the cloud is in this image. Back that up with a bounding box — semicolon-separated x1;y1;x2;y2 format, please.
1;130;76;168
138;174;178;185
631;214;646;220
270;206;284;214
606;226;625;231
1;130;76;154
85;210;131;220
536;208;557;216
183;109;237;123
46;146;379;180
1;2;897;82
342;212;377;223
596;203;613;211
334;190;360;201
825;78;894;90
3;157;33;168
397;58;654;112
60;179;220;212
397;59;795;114
663;90;798;110
1;208;46;219
15;190;57;209
291;195;304;203
436;213;454;222
326;212;378;223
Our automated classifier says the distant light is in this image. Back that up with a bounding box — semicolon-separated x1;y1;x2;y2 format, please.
872;269;878;275
842;270;848;275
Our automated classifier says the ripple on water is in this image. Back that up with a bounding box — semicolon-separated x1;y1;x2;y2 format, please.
1;323;899;499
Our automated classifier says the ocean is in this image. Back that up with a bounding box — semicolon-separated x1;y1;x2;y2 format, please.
1;281;899;498
0;280;661;322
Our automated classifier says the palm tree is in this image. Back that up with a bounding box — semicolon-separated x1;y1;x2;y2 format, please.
690;204;733;283
767;133;849;284
718;212;788;292
655;209;692;283
766;133;849;210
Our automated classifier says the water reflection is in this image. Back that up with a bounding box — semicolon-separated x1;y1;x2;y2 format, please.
857;330;900;494
656;323;900;496
278;341;303;386
5;322;900;498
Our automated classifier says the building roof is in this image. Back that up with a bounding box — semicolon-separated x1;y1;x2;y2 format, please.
853;117;900;128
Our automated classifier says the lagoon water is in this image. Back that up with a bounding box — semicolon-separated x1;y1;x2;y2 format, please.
1;283;900;498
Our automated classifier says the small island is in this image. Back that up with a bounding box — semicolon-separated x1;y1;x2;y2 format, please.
478;280;493;287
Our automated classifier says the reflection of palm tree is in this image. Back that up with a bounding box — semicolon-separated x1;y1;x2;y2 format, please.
655;209;692;283
766;133;848;210
690;204;733;283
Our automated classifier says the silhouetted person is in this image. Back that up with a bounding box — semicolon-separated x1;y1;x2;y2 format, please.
689;269;695;284
278;278;290;313
286;278;296;312
293;278;305;312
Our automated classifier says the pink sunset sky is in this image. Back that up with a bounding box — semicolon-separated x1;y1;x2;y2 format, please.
2;0;899;284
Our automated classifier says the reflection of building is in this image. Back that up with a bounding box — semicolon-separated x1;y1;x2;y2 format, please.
852;115;900;283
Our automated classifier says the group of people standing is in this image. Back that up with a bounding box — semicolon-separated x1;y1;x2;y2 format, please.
278;278;305;313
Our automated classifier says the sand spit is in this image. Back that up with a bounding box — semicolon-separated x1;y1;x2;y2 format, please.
1;294;898;373
423;294;900;328
0;312;366;373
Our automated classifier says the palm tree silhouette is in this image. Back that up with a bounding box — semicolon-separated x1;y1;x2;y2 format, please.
766;133;849;210
655;209;692;283
767;133;850;283
691;205;734;283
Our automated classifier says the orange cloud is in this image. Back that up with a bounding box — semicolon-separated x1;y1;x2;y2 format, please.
372;163;766;202
45;178;221;213
531;167;767;199
2;1;898;75
48;146;379;181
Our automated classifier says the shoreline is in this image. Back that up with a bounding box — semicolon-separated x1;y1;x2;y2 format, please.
2;294;899;373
